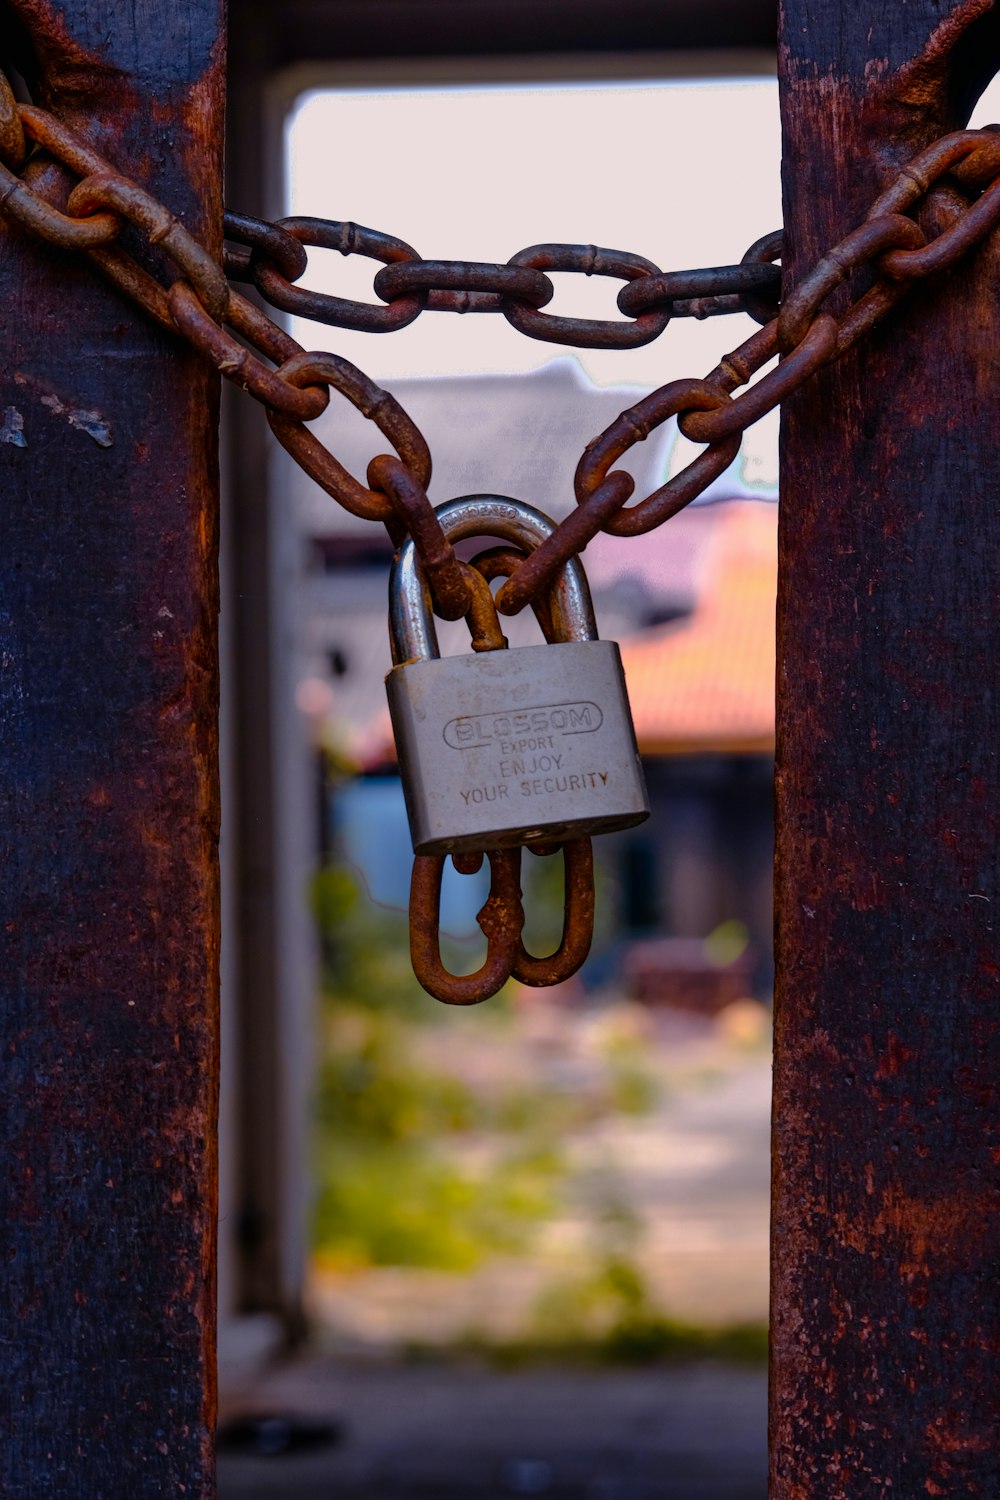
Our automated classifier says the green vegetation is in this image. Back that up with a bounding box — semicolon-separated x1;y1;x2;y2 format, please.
516;1193;767;1366
452;1290;769;1368
313;1144;558;1273
309;851;766;1366
703;917;750;968
310;862;571;1272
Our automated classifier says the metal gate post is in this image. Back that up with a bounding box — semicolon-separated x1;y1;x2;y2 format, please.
773;4;1000;1495
0;4;225;1495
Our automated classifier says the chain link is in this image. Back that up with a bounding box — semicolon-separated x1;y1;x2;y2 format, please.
3;65;1000;1002
223;211;783;339
409;840;595;1005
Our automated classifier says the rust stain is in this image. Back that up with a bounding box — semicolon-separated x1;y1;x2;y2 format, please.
0;1;225;1495
0;405;27;446
774;2;1000;1495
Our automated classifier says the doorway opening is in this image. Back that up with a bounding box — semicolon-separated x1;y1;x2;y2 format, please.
221;57;781;1499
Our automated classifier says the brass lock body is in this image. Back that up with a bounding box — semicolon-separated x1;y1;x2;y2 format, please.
386;495;650;856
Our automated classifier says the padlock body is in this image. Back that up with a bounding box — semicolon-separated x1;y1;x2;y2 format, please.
386;640;650;855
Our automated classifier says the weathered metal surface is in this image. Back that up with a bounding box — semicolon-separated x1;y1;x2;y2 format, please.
233;0;777;68
773;3;1000;1496
0;2;224;1494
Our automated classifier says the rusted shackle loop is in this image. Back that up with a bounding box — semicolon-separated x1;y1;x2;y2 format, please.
410;840;595;1005
410;848;524;1006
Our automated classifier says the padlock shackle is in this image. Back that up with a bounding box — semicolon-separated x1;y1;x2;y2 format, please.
390;495;598;664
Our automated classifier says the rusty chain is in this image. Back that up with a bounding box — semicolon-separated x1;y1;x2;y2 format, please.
223;210;783;338
3;67;1000;1001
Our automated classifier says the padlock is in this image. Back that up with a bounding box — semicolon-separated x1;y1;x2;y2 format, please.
386;494;650;856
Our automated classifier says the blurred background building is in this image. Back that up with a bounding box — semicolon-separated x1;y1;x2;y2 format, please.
287;361;777;991
217;14;782;1492
215;10;1000;1493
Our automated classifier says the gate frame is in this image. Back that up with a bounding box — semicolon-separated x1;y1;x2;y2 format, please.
4;1;997;1493
1;2;226;1493
773;4;1000;1494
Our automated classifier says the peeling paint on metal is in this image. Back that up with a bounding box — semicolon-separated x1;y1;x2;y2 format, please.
773;1;1000;1495
0;406;27;446
40;391;113;446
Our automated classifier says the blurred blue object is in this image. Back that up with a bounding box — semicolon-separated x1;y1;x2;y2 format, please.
334;775;489;937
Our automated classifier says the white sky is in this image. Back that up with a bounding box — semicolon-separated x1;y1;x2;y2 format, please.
287;77;783;488
286;74;1000;496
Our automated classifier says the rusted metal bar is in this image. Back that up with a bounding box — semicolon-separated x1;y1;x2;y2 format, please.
234;0;777;70
772;4;1000;1495
0;3;224;1494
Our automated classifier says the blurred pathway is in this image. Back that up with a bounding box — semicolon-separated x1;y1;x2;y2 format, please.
219;1009;772;1498
309;1009;772;1348
218;1357;767;1499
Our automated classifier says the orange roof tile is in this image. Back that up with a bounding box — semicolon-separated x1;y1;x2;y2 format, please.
620;501;777;755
